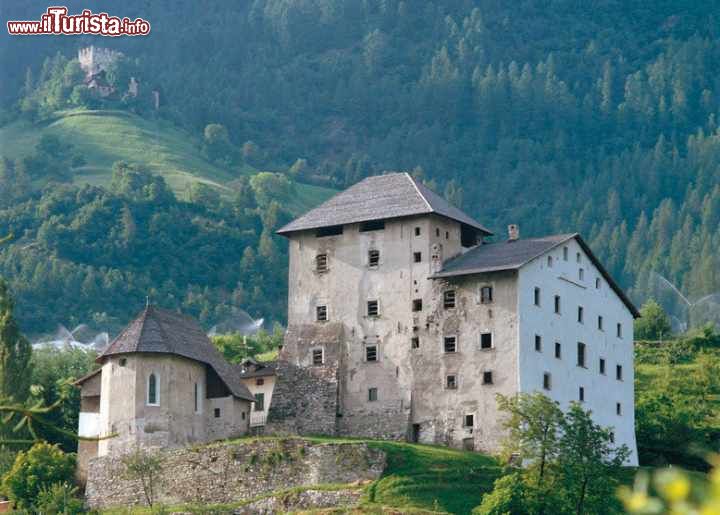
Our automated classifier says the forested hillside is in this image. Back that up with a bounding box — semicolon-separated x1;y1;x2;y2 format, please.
1;0;720;332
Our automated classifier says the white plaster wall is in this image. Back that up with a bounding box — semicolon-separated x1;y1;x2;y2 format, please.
517;237;638;465
241;375;275;416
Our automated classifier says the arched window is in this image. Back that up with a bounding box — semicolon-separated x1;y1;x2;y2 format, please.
147;373;159;406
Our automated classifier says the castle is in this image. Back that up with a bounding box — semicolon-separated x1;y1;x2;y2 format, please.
76;172;638;479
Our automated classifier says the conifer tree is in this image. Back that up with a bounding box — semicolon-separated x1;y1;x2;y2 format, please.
0;279;32;403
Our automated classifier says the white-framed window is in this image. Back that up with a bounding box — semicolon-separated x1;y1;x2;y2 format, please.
365;344;379;362
316;305;328;322
367;300;379;317
368;249;380;268
443;290;456;309
147;373;159;406
446;374;458;389
316;253;328;272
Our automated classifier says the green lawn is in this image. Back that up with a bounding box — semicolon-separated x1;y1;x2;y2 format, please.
0;109;334;215
99;436;502;515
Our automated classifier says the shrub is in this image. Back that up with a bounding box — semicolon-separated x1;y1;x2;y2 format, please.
1;442;76;510
35;482;85;514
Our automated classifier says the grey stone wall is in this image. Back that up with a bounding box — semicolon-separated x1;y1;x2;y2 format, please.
85;438;385;509
266;324;343;436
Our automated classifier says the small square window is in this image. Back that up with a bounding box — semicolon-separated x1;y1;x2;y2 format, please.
543;372;551;390
312;348;324;366
366;344;378;362
413;252;422;263
535;335;542;352
464;414;474;427
534;287;541;306
482;371;493;384
316;254;328;272
444;336;457;353
563;247;569;260
446;375;457;389
616;402;622;415
599;358;606;375
256;378;264;386
412;299;423;312
579;386;585;402
411;337;420;349
119;358;127;367
414;227;421;236
316;305;328;322
616;365;623;381
480;333;493;349
368;387;378;402
579;268;585;281
368;249;380;267
554;342;561;359
443;290;456;309
480;286;493;304
577;342;586;367
577;306;584;323
367;300;379;317
214;408;221;418
617;323;623;338
598;316;604;331
554;295;561;314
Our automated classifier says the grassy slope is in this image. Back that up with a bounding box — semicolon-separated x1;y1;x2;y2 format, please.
0;109;334;215
100;436;502;515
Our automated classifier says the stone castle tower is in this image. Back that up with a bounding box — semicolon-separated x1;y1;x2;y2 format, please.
78;46;122;77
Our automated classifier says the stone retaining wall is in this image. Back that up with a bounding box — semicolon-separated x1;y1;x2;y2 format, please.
85;438;385;509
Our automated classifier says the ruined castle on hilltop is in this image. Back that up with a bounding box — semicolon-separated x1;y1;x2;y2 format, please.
76;172;639;482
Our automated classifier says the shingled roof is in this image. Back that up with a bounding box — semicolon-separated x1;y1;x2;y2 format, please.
98;306;255;401
431;233;640;317
277;172;492;235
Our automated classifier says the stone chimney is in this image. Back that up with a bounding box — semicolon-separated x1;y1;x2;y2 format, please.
508;224;519;241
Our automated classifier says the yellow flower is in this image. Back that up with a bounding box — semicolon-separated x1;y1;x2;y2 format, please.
657;470;692;503
626;491;650;512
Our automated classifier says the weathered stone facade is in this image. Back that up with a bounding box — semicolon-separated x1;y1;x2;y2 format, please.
85;439;385;509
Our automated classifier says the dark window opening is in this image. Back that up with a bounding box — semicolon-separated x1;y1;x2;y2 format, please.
368;387;378;402
578;306;584;323
480;286;493;304
598;316;604;331
411;337;420;349
316;305;328;322
616;365;623;381
534;287;541;306
554;295;561;314
436;228;440;237
555;342;562;359
464;414;474;427
535;335;542;352
214;408;221;418
616;403;622;415
413;252;422;263
254;393;265;411
360;220;385;232
444;336;457;353
445;231;449;239
446;375;457;389
599;358;606;375
543;373;551;390
563;247;569;260
366;345;378;362
316;254;328;272
316;225;343;237
577;342;586;367
443;290;456;309
480;333;492;349
579;387;585;402
412;299;422;312
368;249;380;267
312;349;324;366
461;225;478;247
483;371;493;384
119;358;127;367
617;323;623;338
367;300;379;317
256;378;264;386
414;227;421;236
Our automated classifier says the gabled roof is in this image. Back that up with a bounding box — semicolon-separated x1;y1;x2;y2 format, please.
277;172;492;236
236;360;277;379
431;233;640;318
98;306;255;401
